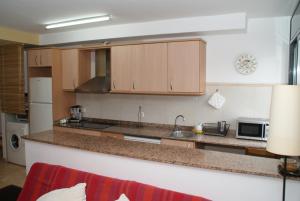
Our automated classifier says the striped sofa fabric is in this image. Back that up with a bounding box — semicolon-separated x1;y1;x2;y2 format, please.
17;163;211;201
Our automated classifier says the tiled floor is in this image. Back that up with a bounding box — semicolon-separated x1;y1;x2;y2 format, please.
0;156;26;188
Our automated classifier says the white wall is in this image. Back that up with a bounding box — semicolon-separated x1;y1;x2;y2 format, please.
40;13;246;45
77;85;272;128
77;17;289;126
203;17;290;84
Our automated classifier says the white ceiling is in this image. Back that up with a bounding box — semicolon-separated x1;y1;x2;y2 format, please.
0;0;298;34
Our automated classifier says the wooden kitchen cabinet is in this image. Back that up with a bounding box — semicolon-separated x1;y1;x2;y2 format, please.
54;126;124;139
138;43;167;92
54;126;102;137
111;43;167;93
62;49;91;91
28;48;76;121
167;40;206;94
111;45;134;91
28;49;53;67
0;44;25;114
102;132;124;140
110;39;206;95
161;139;195;148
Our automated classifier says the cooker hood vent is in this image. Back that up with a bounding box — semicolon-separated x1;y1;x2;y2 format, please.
75;49;111;93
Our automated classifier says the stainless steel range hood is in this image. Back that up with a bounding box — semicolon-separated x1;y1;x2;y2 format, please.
75;49;111;93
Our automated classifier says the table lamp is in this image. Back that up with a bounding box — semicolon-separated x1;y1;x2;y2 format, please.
266;85;300;201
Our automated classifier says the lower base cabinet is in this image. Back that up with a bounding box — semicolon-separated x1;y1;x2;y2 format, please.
53;126;124;139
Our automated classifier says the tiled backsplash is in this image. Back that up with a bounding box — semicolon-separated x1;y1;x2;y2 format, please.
77;84;272;128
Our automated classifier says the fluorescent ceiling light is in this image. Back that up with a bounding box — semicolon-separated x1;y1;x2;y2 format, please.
46;15;111;29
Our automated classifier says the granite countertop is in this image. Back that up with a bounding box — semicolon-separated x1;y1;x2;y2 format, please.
103;126;267;149
23;130;282;179
56;120;267;149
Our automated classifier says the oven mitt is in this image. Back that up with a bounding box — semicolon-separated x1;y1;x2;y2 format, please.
208;91;225;109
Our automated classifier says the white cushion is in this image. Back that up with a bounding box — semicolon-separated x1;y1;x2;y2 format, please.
116;194;130;201
37;183;86;201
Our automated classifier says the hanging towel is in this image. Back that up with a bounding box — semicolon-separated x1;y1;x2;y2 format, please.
208;90;225;109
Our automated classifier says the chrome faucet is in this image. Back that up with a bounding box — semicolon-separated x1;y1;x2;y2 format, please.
174;115;185;133
138;105;143;127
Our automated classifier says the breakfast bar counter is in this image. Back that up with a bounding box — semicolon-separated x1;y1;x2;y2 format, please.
24;130;278;178
23;129;300;201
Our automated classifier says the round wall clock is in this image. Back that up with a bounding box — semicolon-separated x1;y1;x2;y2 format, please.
235;54;257;75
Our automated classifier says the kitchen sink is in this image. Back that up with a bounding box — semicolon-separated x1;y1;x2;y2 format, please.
170;130;195;138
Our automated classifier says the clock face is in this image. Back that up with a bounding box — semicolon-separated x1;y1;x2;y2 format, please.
235;54;257;75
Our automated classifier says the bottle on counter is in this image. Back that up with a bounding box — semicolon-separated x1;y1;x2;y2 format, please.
193;123;204;135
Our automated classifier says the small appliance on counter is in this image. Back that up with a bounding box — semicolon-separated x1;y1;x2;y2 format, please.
202;121;230;137
69;105;83;123
236;117;269;141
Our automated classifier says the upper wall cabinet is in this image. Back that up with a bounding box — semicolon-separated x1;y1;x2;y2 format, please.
111;43;167;93
111;39;206;95
137;43;167;92
62;49;91;91
28;49;53;67
111;45;133;91
168;41;206;93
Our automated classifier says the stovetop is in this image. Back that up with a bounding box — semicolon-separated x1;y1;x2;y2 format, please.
66;121;114;130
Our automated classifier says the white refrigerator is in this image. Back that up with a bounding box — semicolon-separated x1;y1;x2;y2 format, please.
29;77;53;134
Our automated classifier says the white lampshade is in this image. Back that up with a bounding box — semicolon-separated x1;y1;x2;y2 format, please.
266;85;300;156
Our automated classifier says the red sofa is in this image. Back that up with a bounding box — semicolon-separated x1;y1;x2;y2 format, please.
17;163;211;201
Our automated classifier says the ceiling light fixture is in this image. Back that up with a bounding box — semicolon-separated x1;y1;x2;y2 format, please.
45;15;111;29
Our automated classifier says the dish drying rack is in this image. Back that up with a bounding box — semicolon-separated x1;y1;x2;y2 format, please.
202;123;230;137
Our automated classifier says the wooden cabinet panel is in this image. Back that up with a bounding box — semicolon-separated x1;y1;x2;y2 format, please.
111;46;132;91
54;126;102;136
54;126;124;139
62;49;79;90
130;45;144;91
40;49;53;67
112;44;167;92
245;147;279;158
161;139;195;148
0;45;25;114
28;49;53;67
28;49;40;67
111;40;206;95
102;132;124;139
140;43;167;92
168;41;205;93
62;49;91;91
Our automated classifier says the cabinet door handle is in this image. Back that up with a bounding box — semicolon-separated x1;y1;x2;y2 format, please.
35;56;38;65
40;55;42;65
113;81;116;89
170;81;173;91
132;82;135;90
73;80;76;89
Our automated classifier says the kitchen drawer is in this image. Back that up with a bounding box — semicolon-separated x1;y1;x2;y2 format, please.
161;139;195;148
102;132;124;140
245;147;279;158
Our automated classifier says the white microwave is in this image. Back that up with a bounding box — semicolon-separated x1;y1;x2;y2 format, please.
236;118;269;141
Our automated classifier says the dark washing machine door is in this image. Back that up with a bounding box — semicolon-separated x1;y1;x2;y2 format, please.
10;134;21;151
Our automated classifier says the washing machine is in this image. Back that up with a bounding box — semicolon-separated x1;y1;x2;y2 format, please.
6;121;29;166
